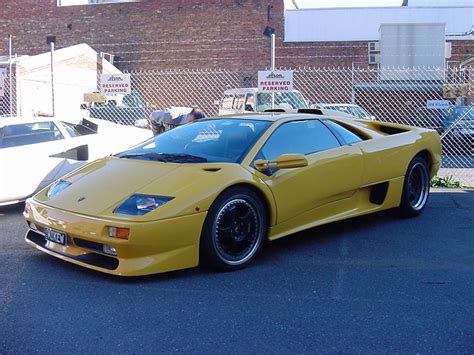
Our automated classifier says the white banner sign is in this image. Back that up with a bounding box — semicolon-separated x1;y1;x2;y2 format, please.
426;100;450;109
100;73;131;96
0;68;7;97
258;70;294;92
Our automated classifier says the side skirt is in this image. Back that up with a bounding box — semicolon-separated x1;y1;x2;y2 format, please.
268;176;404;241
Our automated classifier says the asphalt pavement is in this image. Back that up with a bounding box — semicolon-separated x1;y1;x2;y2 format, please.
0;189;473;353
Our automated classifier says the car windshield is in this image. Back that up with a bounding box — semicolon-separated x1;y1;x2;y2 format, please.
352;106;370;119
117;119;272;163
0;121;64;149
256;92;307;112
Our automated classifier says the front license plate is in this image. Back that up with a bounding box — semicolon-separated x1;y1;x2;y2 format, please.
45;228;67;246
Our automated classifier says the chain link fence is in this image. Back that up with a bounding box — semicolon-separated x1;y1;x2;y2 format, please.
0;70;17;117
125;66;472;186
1;64;472;186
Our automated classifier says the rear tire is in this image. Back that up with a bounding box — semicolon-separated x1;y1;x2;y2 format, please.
200;187;267;271
398;156;430;218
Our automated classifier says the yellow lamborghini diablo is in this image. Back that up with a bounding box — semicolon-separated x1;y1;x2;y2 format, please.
24;112;441;276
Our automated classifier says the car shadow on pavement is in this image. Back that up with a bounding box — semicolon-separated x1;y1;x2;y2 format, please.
259;209;394;261
18;208;397;284
60;209;397;285
11;189;474;284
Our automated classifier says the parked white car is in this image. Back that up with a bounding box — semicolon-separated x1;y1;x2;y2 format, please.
0;116;152;206
218;88;308;115
315;103;375;120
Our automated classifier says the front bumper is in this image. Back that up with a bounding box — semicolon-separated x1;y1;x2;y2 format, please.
24;199;207;276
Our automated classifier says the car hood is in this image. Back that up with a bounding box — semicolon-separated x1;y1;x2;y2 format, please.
34;156;253;221
0;141;84;204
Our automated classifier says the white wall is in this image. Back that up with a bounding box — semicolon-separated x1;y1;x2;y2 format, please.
285;6;474;42
408;0;474;6
16;44;121;118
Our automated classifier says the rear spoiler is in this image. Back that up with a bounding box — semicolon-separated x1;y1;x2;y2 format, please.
263;108;324;115
74;118;98;135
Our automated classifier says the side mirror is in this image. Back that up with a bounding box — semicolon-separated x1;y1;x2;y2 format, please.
80;103;88;110
50;145;89;161
254;153;308;172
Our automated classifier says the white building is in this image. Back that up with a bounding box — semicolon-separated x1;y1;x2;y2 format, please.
284;0;473;42
1;44;120;118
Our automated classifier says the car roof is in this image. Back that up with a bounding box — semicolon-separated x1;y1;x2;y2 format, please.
207;112;351;123
318;103;359;108
0;116;83;129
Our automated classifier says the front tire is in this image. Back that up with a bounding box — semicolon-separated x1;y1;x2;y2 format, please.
200;187;267;271
398;156;430;217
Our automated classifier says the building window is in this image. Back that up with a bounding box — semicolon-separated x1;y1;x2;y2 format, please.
58;0;147;6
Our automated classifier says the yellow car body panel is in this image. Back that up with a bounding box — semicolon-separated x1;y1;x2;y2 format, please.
25;201;207;276
31;157;277;224
24;113;441;276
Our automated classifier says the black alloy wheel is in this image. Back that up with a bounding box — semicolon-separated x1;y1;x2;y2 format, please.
399;155;430;217
200;187;267;271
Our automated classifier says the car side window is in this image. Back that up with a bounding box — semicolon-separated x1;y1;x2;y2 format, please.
323;120;364;145
222;95;234;110
258;120;340;161
233;95;244;110
245;94;255;111
60;121;83;137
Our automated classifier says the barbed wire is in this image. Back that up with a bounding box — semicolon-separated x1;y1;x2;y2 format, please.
117;65;471;73
113;53;453;63
7;37;265;52
7;38;473;54
89;43;469;56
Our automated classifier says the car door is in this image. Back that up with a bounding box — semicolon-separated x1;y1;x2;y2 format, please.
252;119;364;224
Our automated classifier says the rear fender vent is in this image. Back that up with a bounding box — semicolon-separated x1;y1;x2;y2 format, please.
202;168;221;172
372;124;409;135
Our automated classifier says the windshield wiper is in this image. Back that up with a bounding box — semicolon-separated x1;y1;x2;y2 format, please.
118;152;167;161
118;152;207;163
159;153;208;163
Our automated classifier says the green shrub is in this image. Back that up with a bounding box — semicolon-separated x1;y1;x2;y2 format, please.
430;176;462;188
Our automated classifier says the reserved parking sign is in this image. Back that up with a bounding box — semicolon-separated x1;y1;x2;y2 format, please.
100;74;131;96
258;70;293;92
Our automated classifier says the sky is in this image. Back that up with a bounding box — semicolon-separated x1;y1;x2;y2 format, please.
286;0;403;8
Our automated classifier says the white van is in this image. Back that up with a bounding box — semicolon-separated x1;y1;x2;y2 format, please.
218;88;308;115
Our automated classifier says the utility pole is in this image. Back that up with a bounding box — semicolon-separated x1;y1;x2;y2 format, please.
50;41;55;117
8;34;13;115
47;36;56;117
271;33;275;109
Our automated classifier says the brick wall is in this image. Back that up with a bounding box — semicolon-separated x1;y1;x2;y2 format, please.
0;0;280;71
0;1;472;71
